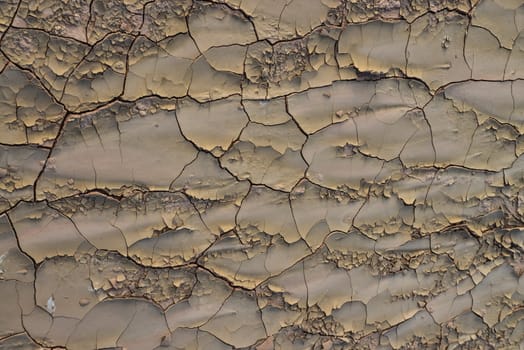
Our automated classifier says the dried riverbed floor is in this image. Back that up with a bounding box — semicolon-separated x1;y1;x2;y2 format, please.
0;0;524;349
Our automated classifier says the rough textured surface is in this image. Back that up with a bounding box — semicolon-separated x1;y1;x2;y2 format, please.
0;0;523;349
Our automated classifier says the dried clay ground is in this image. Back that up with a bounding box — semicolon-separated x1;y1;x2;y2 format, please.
0;0;524;349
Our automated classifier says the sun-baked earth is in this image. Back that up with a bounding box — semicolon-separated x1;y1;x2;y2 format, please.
0;0;523;349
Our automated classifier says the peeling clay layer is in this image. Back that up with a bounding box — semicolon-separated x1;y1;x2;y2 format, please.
0;0;524;349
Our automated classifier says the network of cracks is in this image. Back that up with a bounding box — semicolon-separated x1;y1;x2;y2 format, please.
0;0;524;349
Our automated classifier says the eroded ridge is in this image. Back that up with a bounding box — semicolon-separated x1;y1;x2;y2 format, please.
0;0;523;349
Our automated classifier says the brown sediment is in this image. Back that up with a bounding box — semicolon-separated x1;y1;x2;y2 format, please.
0;0;523;349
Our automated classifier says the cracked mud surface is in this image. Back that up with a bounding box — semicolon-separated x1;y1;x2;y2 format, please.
0;0;524;349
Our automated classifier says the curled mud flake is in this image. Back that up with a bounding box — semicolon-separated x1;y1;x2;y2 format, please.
177;96;249;154
87;0;144;43
0;145;49;212
61;33;134;112
0;66;67;145
123;35;198;100
188;2;257;53
14;0;91;42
